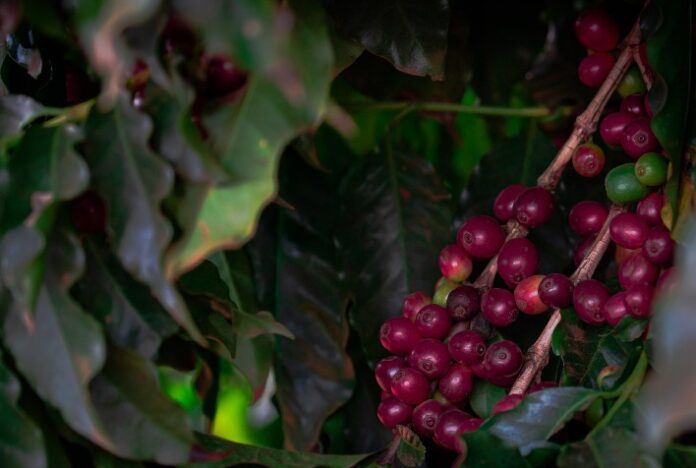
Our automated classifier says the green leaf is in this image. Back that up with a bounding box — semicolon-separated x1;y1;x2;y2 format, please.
338;149;452;364
452;88;493;187
460;430;529;468
83;96;202;344
0;354;47;468
273;154;354;450
89;344;193;464
664;444;696;468
470;380;507;419
394;425;425;467
0;95;44;144
485;387;601;455
557;428;657;468
552;309;645;388
325;0;450;80
645;0;692;222
189;432;369;468
165;0;333;275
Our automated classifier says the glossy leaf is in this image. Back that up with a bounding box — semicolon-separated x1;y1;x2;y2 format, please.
83;96;202;343
0;94;43;144
460;430;529;468
557;428;656;468
189;432;369;468
470;380;507;419
326;0;450;80
338;149;452;364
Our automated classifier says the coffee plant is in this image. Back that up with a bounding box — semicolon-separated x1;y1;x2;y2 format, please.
0;0;695;466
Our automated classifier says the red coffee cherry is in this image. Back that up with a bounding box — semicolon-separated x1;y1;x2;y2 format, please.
539;273;574;309
600;112;636;147
481;288;519;327
610;213;650;249
493;184;527;221
415;304;452;339
375;356;406;391
448;330;486;365
578;53;615;88
457;215;506;259
377;397;412;428
618;253;659;289
569;200;608;236
403;292;431;322
642;225;675;266
497;238;539;287
514;187;555;228
412;399;448;438
574;9;619;52
380;317;421;355
390;368;430;405
446;285;480;321
573;279;610;325
636;192;665;226
625;283;655;318
572;144;606;178
408;339;452;380
439;244;473;282
603;292;629;326
438;363;473;403
514;275;549;315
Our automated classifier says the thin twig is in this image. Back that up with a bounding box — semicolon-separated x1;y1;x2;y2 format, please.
473;221;528;290
344;101;571;118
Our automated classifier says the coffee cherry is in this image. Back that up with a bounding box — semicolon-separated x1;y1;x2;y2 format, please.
610;213;649;249
514;187;555;228
403;292;431;322
485;340;523;378
457;215;506;258
491;394;523;416
438;363;473;403
375;356;406;391
514;275;548;315
569;200;608;236
448;330;486;365
578;53;615;88
574;9;619;52
528;381;557;393
497;238;539;287
380;317;421;354
642;226;675;266
574;235;597;267
380;390;392;400
493;184;526;221
433;409;473;450
481;288;518;327
635;152;668;187
572;143;606;177
408;339;452;380
621;118;659;159
202;55;248;98
433;278;459;307
439;244;473;282
603;292;629;326
605;163;651;204
539;273;574;308
620;93;647;117
412;399;447;438
618;253;659;289
600;112;636;147
390;368;430;405
625;283;654;318
71;191;107;235
415;304;452;339
377;397;412;429
636;192;665;225
446;285;480;321
573;279;610;325
618;66;646;97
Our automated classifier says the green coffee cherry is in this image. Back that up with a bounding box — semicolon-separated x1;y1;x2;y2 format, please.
433;278;459;307
617;66;646;97
605;163;651;203
635;152;668;186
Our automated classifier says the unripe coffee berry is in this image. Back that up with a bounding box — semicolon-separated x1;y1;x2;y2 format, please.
569;200;608;236
618;66;646;97
415;304;452;339
390;368;430;405
610;212;649;249
380;317;421;354
377;397;412;428
433;278;459;307
539;273;574;308
635;152;668;187
514;275;549;315
605;163;650;204
446;285;480;321
573;279;610;325
497;238;539;287
457;215;506;258
572;143;605;178
439;244;473;282
493;184;526;221
481;288;519;327
448;330;486;365
514;187;555;228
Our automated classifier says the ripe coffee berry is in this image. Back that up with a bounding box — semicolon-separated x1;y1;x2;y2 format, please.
439;244;473;282
498;238;539;287
203;55;248;98
578;53;615;88
481;288;518;327
514;187;555;228
438;363;473;403
412;399;447;438
625;283;654;318
642;226;675;266
415;304;452;339
457;215;506;258
408;339;452;380
573;279;610;325
620;93;647;116
605;163;651;204
621;118;659;159
574;9;619;52
446;285;480;321
448;330;486;365
377;397;412;429
635;152;668;187
390;368;429;405
603;292;629;326
375;356;406;391
618;253;659;289
491;394;523;416
484;340;523;378
637;192;665;225
539;273;574;308
610;213;649;249
434;410;473;450
403;292;431;322
71;192;107;235
600;112;635;147
514;275;548;315
493;184;526;221
380;317;421;355
572;143;605;177
569;200;608;236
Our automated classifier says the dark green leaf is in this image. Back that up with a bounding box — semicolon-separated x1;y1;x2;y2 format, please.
189;432;369;468
326;0;450;80
645;0;692;222
470;380;507;419
485;387;600;455
273;154;354;450
557;428;657;468
83;96;202;343
552;309;645;388
0;95;44;144
0;354;47;468
664;444;696;468
89;344;193;464
461;430;529;468
339;150;451;364
452;88;492;187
